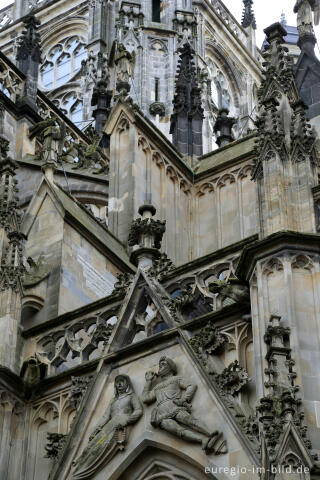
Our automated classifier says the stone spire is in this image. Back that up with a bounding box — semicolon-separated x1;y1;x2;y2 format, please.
128;205;166;268
16;14;42;110
241;0;256;29
252;22;316;236
170;42;204;157
0;136;25;372
0;137;20;234
280;11;287;26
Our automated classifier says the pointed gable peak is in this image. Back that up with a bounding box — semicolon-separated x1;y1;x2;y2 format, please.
109;268;178;350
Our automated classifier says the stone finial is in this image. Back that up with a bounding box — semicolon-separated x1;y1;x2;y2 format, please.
16;15;42;68
263;21;287;44
241;0;257;29
0;230;26;293
170;42;204;157
128;204;166;268
213;109;236;147
0;136;20;230
16;14;42;109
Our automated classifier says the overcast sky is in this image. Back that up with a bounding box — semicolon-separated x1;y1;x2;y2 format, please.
0;0;319;51
223;0;320;49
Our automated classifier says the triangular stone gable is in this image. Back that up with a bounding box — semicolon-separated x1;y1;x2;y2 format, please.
108;269;176;349
21;177;66;237
273;422;314;472
48;332;259;480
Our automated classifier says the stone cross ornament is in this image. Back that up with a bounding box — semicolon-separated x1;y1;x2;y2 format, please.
142;356;227;455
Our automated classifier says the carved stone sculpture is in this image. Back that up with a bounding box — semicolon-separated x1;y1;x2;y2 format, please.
294;0;320;35
45;433;67;459
68;376;93;410
20;355;46;390
23;255;51;287
189;323;228;357
209;277;250;305
115;44;135;94
72;375;143;479
142;356;227;454
29;118;66;167
214;360;249;396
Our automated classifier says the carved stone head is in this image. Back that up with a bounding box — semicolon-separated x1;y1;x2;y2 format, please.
114;374;133;396
158;356;177;377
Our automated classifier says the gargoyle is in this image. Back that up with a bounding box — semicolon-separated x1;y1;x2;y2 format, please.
209;277;250;305
23;255;52;287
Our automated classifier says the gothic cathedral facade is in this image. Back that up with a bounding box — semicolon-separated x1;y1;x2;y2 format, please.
0;0;320;479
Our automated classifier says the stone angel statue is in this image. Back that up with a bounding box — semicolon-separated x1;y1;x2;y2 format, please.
294;0;320;35
29;118;66;165
72;375;143;479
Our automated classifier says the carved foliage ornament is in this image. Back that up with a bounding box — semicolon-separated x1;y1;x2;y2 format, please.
128;217;166;249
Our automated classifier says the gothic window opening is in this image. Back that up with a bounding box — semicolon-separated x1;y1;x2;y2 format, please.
152;0;161;22
53;93;83;125
155;77;160;101
40;36;86;90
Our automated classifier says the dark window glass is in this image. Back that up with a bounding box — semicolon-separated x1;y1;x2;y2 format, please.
152;0;161;22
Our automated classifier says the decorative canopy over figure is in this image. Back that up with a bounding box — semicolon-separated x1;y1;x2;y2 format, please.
72;375;143;479
142;356;227;454
294;0;320;35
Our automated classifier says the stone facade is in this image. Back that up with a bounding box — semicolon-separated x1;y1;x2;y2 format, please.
0;1;320;480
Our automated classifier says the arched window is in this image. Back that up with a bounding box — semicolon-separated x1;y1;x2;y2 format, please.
40;36;86;90
207;59;234;114
53;93;83;125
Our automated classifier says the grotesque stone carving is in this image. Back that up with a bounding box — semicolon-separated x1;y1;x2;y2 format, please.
214;360;249;396
189;323;228;358
209;277;250;305
20;355;46;396
45;433;67;459
112;272;134;295
72;375;143;478
68;376;93;410
23;255;51;287
142;356;227;454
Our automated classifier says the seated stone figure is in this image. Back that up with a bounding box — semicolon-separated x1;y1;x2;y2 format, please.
142;356;225;454
72;375;143;479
